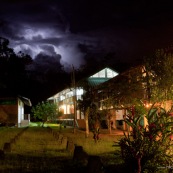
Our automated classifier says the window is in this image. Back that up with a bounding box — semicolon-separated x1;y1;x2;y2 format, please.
90;69;105;78
106;68;118;78
60;95;65;101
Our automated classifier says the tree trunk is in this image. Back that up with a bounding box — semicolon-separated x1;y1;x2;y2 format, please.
85;108;90;138
107;112;112;134
42;121;45;127
137;157;141;173
109;119;112;134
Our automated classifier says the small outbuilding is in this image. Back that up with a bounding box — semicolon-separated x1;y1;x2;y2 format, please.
0;95;32;127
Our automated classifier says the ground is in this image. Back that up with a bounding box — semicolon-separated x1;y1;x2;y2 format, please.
0;126;126;173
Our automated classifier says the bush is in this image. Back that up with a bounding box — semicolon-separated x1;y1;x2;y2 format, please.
118;105;173;173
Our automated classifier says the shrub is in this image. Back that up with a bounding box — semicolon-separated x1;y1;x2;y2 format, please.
118;104;173;173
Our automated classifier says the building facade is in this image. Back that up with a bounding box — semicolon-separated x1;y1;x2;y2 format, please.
49;64;173;131
48;67;118;128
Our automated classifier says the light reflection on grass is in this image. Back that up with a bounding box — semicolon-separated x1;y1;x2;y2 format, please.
29;122;60;128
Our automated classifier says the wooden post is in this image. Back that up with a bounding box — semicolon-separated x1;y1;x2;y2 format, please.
72;65;77;133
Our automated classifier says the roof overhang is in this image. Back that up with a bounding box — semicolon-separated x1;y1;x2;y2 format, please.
18;96;32;106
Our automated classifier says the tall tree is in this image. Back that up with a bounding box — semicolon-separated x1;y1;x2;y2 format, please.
101;98;115;134
0;37;33;94
99;66;144;108
0;37;70;106
144;47;173;102
77;83;99;138
0;37;14;58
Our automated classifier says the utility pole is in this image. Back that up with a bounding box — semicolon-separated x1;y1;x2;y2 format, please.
71;65;77;133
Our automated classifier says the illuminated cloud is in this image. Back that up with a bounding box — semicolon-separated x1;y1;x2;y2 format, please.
10;26;90;69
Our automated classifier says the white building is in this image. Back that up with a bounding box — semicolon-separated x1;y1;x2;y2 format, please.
47;67;118;127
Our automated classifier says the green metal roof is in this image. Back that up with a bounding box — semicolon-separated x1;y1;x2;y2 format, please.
76;67;118;88
87;78;110;87
76;77;110;87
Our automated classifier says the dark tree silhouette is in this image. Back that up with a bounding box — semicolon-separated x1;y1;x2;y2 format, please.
0;37;71;106
0;37;33;94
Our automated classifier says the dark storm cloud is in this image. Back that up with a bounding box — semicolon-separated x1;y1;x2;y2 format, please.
26;52;63;78
1;0;173;69
34;52;62;70
0;0;93;68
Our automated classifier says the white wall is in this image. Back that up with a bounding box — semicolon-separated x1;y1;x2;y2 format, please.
18;99;24;126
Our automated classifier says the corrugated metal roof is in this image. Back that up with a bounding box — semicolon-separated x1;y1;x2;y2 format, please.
0;90;32;107
76;67;118;87
87;78;110;87
48;67;119;98
77;77;110;88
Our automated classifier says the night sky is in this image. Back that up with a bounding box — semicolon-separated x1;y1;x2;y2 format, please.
1;0;173;70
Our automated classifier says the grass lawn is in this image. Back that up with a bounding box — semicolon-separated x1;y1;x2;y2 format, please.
0;123;126;173
60;128;126;173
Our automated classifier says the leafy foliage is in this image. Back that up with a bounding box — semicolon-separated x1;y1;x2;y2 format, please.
78;88;101;127
144;48;173;101
100;66;144;108
0;37;71;105
77;83;101;137
0;37;33;92
118;104;173;173
31;101;61;126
